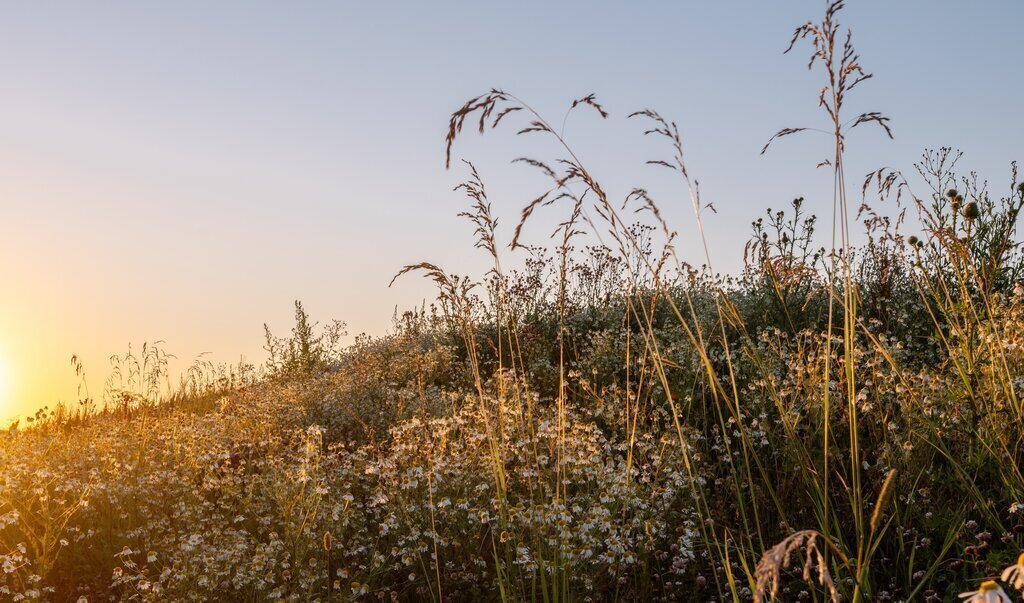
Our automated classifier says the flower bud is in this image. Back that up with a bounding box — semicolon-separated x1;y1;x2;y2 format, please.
963;202;980;220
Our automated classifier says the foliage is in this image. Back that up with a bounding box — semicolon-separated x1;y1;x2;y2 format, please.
3;2;1024;601
264;301;347;380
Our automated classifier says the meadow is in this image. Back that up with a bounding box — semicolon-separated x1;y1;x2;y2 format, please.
3;2;1024;601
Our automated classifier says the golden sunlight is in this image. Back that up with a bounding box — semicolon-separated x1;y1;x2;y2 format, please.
0;353;9;417
2;2;1023;600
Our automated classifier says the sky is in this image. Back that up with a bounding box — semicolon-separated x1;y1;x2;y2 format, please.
0;1;1022;420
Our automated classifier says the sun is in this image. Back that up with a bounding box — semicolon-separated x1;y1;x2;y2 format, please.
0;358;9;417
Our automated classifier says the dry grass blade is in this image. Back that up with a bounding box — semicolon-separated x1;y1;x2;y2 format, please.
863;167;913;206
390;261;458;292
754;530;841;603
850;112;894;138
512;157;558;180
445;88;518;169
869;469;897;535
570;93;608;119
511;192;552;250
761;127;809;155
765;0;891;155
455;160;500;261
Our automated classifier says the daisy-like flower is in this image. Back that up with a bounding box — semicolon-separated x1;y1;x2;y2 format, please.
959;580;1013;603
1001;552;1024;589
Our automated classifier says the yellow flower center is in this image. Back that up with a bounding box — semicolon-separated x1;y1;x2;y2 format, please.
1018;551;1024;566
979;580;999;592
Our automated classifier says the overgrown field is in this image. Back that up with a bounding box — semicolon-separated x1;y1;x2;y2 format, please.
3;2;1024;601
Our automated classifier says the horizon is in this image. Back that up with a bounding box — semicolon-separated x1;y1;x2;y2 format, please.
2;0;1023;420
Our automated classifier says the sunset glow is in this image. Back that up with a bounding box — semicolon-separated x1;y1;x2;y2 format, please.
0;351;10;419
1;2;1022;600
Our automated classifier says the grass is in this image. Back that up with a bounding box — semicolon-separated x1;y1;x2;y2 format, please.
3;1;1024;601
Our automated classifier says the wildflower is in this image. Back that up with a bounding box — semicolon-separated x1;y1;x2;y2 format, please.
1001;552;1024;589
963;202;980;220
958;581;1012;602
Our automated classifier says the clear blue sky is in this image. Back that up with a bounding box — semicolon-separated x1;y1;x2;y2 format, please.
0;1;1021;416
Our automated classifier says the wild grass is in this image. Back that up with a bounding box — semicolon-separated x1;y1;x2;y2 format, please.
2;1;1024;601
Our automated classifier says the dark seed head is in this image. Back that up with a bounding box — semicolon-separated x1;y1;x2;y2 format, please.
963;202;980;220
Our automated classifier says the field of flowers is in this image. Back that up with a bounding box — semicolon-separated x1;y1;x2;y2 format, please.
4;2;1024;601
4;211;1024;601
1;324;706;601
